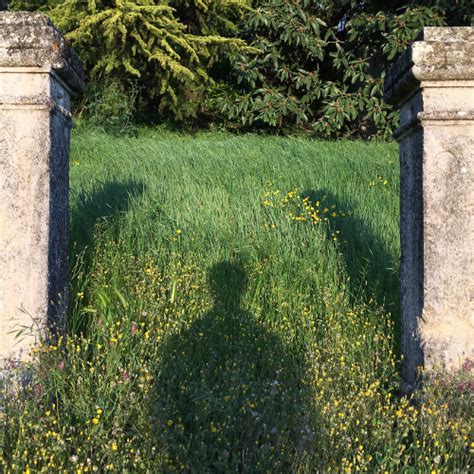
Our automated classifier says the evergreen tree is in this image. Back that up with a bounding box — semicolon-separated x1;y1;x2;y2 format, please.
47;0;248;122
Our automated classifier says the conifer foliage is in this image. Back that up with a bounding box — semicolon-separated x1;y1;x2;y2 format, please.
8;0;60;12
46;0;247;121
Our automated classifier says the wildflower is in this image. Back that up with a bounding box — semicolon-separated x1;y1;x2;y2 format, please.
111;442;118;451
58;360;65;371
92;418;99;425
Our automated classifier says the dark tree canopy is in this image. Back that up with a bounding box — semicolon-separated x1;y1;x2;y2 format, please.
218;0;472;137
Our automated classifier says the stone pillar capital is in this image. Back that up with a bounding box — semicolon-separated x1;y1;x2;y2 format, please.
0;12;84;95
384;27;474;107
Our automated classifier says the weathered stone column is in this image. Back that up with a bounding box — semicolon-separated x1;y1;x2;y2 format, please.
385;27;473;390
0;12;84;361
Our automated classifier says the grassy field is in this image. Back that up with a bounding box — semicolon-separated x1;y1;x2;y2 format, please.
1;129;471;472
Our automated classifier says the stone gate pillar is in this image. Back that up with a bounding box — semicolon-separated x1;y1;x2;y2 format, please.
0;12;84;362
384;27;473;390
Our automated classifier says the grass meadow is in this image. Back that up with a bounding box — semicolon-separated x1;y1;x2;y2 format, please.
1;129;472;472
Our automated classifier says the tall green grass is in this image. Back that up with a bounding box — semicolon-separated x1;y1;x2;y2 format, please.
1;129;471;473
69;129;400;311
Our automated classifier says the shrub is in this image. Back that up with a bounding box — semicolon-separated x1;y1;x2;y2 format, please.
77;79;140;135
219;0;472;138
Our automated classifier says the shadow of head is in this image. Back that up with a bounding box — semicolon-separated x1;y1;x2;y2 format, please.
209;261;247;311
301;188;399;315
70;180;144;252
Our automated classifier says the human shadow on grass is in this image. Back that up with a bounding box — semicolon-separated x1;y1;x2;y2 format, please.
302;189;400;326
68;181;144;330
70;180;144;260
150;262;313;472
